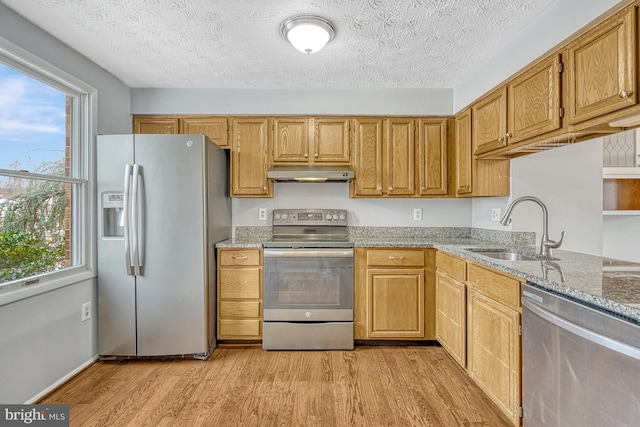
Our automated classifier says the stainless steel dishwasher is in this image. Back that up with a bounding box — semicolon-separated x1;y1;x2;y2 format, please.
522;283;640;427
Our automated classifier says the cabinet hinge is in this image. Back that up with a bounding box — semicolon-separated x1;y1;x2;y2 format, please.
558;62;564;73
519;406;523;418
518;324;522;336
559;107;564;118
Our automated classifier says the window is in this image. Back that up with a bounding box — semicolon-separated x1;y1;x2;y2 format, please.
0;55;91;294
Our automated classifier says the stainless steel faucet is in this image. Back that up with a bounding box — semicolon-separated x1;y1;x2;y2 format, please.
499;196;565;257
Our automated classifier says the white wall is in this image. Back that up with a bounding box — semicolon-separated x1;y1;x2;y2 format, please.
474;139;604;256
603;215;640;262
232;183;472;228
131;87;453;116
454;0;627;111
0;3;131;403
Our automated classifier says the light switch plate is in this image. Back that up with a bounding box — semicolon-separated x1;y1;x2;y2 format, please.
413;208;422;221
259;208;267;221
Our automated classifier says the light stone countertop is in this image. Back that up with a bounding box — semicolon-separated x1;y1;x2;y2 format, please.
216;227;640;323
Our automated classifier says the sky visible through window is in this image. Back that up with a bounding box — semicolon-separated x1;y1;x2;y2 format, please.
0;63;66;174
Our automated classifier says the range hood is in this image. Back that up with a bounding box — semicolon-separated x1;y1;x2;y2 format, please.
267;165;355;182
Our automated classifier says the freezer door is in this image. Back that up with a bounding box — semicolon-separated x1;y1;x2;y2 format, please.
97;135;137;356
133;135;209;356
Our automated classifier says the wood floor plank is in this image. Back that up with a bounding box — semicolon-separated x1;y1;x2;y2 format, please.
40;345;513;427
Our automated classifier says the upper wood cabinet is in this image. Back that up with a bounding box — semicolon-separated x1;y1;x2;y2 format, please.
133;116;179;134
230;118;273;198
454;108;510;197
133;116;229;147
385;118;416;196
454;109;473;195
472;53;563;157
351;118;384;196
567;6;637;125
180;117;229;148
272;117;309;162
351;117;428;197
416;118;448;196
472;87;508;155
271;117;350;164
507;54;563;144
313;117;351;163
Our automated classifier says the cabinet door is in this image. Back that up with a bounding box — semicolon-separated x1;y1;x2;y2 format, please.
133;117;179;134
472;87;508;155
467;288;521;425
385;118;415;196
230;118;272;197
567;7;636;124
436;272;466;368
272;117;310;162
313;117;351;163
417;119;448;196
508;54;562;144
454;109;473;195
180;117;229;148
352;118;384;196
366;268;425;338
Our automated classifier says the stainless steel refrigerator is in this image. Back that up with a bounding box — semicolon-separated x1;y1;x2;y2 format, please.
96;134;231;359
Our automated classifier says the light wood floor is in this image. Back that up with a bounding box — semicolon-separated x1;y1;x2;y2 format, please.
41;344;512;427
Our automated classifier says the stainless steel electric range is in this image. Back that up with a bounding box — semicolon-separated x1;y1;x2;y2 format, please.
262;209;354;350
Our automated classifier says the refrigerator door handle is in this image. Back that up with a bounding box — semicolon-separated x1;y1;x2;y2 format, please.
123;164;134;276
131;163;143;276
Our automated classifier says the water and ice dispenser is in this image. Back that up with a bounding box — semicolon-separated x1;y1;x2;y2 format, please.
102;192;125;238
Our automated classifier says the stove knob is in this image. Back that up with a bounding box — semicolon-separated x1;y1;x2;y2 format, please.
339;213;346;220
282;213;288;220
275;213;281;220
326;213;333;220
305;312;312;318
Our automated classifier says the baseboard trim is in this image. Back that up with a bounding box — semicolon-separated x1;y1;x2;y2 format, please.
28;355;99;404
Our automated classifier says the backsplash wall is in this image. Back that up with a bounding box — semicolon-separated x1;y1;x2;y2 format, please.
231;182;472;231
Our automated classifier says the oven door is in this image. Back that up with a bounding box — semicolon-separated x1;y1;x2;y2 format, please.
263;248;354;322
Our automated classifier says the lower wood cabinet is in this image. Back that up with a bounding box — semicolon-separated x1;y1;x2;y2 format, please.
355;248;435;340
435;251;523;426
217;248;262;340
466;263;521;426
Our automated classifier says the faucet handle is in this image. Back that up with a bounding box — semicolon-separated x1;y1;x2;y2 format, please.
543;231;565;250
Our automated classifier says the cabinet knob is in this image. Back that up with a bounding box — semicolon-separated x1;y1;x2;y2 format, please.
506;132;512;138
304;153;308;158
498;137;505;142
314;153;318;158
465;184;470;188
619;90;632;98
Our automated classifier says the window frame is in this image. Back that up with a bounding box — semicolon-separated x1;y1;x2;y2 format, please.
0;37;97;306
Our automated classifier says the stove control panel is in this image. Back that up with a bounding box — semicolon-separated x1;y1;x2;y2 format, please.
272;209;348;226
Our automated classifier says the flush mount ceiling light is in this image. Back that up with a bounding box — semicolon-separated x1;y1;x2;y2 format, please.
280;15;335;54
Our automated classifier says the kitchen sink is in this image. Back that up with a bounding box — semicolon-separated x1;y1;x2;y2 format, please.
465;248;559;262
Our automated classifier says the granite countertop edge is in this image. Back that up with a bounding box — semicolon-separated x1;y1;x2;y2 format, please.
216;236;640;323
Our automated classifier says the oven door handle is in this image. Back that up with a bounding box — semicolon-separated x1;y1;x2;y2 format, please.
263;249;354;258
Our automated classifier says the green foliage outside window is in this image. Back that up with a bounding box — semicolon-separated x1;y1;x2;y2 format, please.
0;161;67;283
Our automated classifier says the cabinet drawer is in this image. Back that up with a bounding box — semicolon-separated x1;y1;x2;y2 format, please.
220;301;261;318
468;264;521;309
435;251;467;282
220;249;261;266
219;319;261;337
219;269;261;299
366;249;425;267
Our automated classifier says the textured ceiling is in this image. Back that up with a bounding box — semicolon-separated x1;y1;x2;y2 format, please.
1;0;557;89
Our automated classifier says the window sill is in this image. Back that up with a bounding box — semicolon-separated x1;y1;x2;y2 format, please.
0;268;96;307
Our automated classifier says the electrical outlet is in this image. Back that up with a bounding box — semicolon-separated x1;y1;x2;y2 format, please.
259;208;267;221
491;208;501;222
413;208;423;221
81;302;91;322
